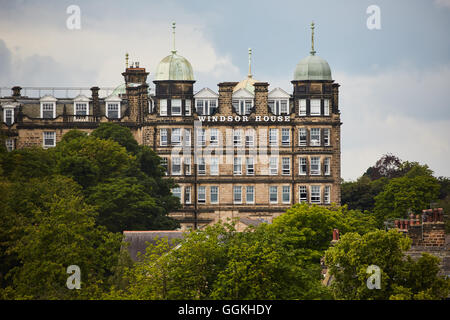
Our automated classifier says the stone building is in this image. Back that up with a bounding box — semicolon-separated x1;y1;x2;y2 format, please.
0;23;342;230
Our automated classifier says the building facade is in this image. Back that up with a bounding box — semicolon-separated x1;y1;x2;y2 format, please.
0;23;342;230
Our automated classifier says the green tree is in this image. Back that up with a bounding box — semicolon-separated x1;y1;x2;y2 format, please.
0;175;122;299
374;175;440;225
87;177;179;233
325;229;450;300
91;122;139;154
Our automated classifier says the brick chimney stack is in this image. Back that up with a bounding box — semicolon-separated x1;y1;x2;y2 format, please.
217;82;238;116
90;86;100;118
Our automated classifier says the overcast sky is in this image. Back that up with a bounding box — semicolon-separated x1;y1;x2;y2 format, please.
0;0;449;180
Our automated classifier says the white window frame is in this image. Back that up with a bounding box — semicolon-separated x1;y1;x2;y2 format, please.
299;99;306;116
198;186;206;203
232;99;253;115
324;157;331;176
310;99;321;116
210;186;219;204
310;157;321;176
311;185;321;204
245;129;255;147
171;128;181;146
185;186;192;204
40;102;56;119
282;157;290;175
198;157;206;175
269;99;289;115
210;157;219;176
197;128;206;146
269;157;278;175
310;128;321;146
324;128;330;146
195;99;218;115
233;129;242;146
233;186;242;204
324;99;330;116
233;157;242;175
184;157;191;175
106;102;121;119
74;102;89;121
324;186;331;204
269;128;278;146
209;128;219;146
246;157;254;175
171;99;182;116
299;186;308;203
299;128;307;146
160;99;167;116
184;128;191;146
246;186;255;204
43;131;56;148
281;128;290;146
282;186;291;204
171;157;181;175
185;100;191;116
160;129;168;146
299;157;307;175
269;186;278;204
3;107;14;125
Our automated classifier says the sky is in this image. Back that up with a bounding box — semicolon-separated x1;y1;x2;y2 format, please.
0;0;449;180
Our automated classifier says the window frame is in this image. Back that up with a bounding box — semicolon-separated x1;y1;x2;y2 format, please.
210;186;219;204
310;99;321;116
43;131;56;148
198;186;206;203
160;99;168;116
246;186;255;204
310;156;321;176
171;99;182;116
310;185;321;204
282;186;291;204
269;186;278;204
282;157;291;175
233;186;242;204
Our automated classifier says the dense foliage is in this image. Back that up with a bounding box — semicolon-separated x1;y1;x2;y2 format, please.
342;154;446;226
0;124;179;298
325;230;450;300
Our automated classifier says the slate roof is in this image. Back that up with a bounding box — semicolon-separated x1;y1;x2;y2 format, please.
123;230;185;261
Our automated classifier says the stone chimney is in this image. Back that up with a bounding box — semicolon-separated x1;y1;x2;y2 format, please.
122;63;149;123
217;82;238;116
90;86;100;118
12;86;22;97
254;82;269;117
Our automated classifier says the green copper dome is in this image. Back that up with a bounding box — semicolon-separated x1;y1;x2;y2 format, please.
293;54;332;81
112;83;126;95
154;53;194;81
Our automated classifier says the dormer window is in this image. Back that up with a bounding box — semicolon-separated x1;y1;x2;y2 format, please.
268;100;289;115
268;88;291;115
105;94;122;119
194;88;219;116
40;95;57;119
73;95;90;121
232;99;252;115
3;107;14;125
195;99;217;115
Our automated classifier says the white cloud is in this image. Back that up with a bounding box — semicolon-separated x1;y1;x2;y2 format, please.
336;66;450;180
